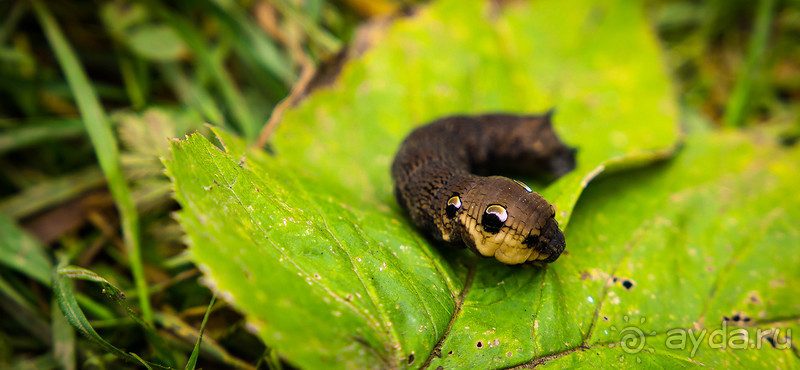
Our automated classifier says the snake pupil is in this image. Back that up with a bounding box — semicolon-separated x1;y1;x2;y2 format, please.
446;195;461;218
482;204;507;234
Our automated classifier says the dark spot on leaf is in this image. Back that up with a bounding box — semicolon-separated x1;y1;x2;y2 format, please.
436;367;444;370
766;335;777;348
612;277;618;283
476;341;483;348
723;316;730;321
622;280;634;290
264;143;276;155
407;353;415;364
448;350;453;355
603;316;608;321
780;134;799;147
728;312;751;324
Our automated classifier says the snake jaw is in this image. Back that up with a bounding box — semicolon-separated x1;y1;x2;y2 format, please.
536;217;566;263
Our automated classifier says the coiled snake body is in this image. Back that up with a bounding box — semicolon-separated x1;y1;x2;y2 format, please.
391;113;575;265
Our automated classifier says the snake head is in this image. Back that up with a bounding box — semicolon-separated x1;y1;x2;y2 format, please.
453;176;566;265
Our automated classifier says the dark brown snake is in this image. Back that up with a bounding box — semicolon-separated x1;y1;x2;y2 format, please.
391;112;576;265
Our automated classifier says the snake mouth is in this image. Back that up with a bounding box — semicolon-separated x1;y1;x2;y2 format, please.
536;217;566;263
520;217;565;264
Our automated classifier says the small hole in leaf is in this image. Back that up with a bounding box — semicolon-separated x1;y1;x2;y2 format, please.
407;353;415;364
622;280;633;290
476;341;483;348
448;350;453;355
780;135;799;147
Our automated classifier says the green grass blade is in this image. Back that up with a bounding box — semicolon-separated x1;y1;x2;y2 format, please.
0;166;105;219
31;0;152;323
130;353;155;370
52;297;76;370
0;213;52;285
156;312;254;369
159;62;225;126
207;0;295;84
145;0;259;140
58;266;146;325
8;354;58;370
0;118;84;154
0;214;116;321
0;0;27;45
118;52;147;109
0;274;52;344
184;294;216;370
51;262;169;369
59;265;179;367
271;0;341;54
254;347;283;370
74;294;115;321
723;0;776;127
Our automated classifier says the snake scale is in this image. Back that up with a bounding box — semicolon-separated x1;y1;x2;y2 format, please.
391;112;576;265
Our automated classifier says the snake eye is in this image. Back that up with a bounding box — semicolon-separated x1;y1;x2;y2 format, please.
446;195;462;218
482;204;507;234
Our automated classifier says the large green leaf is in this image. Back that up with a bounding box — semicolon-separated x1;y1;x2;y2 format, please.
168;118;800;368
271;0;679;224
164;0;796;368
428;120;800;368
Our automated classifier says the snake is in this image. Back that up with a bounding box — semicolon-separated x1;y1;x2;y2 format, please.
391;112;576;265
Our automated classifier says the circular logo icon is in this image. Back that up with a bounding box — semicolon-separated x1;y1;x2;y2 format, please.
620;327;646;354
